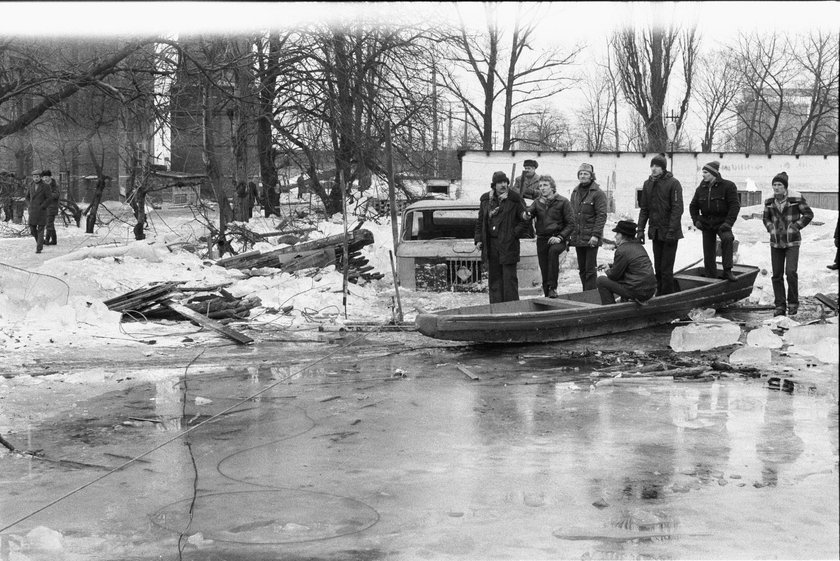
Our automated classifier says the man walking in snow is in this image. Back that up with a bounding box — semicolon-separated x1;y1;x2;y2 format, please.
25;170;50;253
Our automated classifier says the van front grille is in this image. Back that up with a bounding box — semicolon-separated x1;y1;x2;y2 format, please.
415;258;484;291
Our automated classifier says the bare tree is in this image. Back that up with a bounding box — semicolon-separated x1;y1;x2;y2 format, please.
576;68;616;152
613;22;699;151
788;31;839;154
499;3;580;149
732;32;797;153
516;105;575;150
694;49;742;152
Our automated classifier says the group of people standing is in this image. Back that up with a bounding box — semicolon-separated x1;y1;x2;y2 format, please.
475;156;819;317
26;169;61;253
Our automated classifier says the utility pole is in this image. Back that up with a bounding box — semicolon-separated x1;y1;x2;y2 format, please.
432;65;439;176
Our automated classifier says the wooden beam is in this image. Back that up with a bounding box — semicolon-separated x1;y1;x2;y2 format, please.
164;301;254;345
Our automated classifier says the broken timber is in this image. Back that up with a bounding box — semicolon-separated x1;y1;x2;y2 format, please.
164;301;254;345
215;229;381;282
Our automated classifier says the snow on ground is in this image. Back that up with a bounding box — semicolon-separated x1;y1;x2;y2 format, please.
1;197;838;356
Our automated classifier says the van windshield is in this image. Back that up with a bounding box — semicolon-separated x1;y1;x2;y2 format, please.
403;208;477;241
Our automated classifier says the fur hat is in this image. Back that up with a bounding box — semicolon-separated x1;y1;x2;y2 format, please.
612;220;638;238
702;161;720;177
772;171;788;188
577;162;596;181
523;159;538;169
650;153;668;170
40;169;52;177
491;171;510;186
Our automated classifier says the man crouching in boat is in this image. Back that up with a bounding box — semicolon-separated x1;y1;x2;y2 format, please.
596;220;657;305
475;171;531;303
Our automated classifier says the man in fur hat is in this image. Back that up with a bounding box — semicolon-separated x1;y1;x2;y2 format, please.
475;171;531;303
689;161;740;281
512;159;541;200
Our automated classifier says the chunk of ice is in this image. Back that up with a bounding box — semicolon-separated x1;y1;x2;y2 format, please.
670;322;742;352
729;346;772;366
24;526;64;552
788;339;839;364
784;323;839;346
746;327;783;349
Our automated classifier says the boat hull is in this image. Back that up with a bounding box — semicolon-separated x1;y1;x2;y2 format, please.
415;265;759;343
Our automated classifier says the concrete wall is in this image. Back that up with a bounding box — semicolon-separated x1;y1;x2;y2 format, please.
460;151;840;214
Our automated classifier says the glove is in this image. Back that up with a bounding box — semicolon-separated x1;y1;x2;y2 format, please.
665;230;676;241
693;220;702;230
635;231;645;244
718;223;731;233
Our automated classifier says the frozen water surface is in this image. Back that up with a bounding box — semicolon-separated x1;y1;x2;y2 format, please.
0;334;837;561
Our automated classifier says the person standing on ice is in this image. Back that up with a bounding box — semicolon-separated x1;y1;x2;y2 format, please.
636;153;683;296
689;161;740;281
569;163;607;291
827;218;838;271
762;171;813;317
25;169;50;253
475;171;530;303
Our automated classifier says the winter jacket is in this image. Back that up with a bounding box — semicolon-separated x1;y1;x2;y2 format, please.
44;179;60;215
638;171;684;241
475;188;530;265
528;193;575;240
513;173;541;200
762;190;813;248
606;239;657;296
689;177;740;231
569;181;608;246
26;181;51;226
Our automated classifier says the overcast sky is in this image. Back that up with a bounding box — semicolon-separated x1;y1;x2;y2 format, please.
1;1;837;37
2;1;837;150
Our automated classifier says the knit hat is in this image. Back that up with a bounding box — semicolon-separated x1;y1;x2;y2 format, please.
577;162;596;181
40;169;52;177
702;161;720;178
491;171;510;186
523;159;538;168
612;220;638;238
650;153;668;170
772;171;788;188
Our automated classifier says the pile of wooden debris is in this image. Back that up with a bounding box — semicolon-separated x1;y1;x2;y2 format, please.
216;228;383;283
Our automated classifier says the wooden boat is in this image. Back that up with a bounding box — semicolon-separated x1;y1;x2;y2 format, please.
415;264;760;343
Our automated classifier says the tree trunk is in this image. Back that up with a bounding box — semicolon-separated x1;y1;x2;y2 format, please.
201;80;234;257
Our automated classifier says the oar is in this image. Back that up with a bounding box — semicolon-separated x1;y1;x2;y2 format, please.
674;257;703;276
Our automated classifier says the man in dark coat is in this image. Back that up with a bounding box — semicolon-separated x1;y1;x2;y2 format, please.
512;159;541;200
689;161;740;281
828;218;839;271
636;153;684;296
596;220;657;304
475;171;531;303
569;163;608;291
41;170;61;245
25;169;50;253
527;174;575;298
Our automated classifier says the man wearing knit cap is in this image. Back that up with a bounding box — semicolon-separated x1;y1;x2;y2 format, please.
762;171;813;316
475;171;531;303
689;161;740;281
569;162;608;290
637;153;684;296
513;159;541;200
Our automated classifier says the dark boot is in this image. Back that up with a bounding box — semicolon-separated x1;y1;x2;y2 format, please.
723;269;736;282
547;289;558;299
773;307;786;317
788;304;798;315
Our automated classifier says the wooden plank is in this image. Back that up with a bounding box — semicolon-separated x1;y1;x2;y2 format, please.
164;302;254;345
456;364;480;381
815;293;839;312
